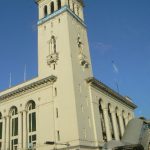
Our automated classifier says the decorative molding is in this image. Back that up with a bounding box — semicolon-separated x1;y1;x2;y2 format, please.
37;5;86;27
0;75;57;102
78;53;89;68
47;52;59;66
86;77;137;109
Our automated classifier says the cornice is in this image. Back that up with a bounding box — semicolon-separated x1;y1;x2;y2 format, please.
0;75;57;102
37;5;86;27
86;77;137;109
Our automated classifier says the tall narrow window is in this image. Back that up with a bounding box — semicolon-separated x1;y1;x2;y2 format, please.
51;2;54;14
108;104;114;139
73;3;75;12
44;5;48;17
68;0;70;8
99;100;106;141
27;101;36;149
122;111;126;128
0;112;2;150
54;87;57;96
116;108;121;139
57;0;61;10
57;131;60;141
10;107;18;150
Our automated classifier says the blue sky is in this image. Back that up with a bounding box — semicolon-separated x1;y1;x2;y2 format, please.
0;0;149;118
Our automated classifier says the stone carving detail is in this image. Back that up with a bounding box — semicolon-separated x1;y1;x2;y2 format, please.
47;35;59;66
77;34;89;68
78;53;89;68
47;52;59;66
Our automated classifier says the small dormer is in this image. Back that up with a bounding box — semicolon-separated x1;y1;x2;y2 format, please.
35;0;84;21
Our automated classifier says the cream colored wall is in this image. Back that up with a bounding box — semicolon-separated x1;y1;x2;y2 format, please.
88;85;135;143
37;0;97;148
0;0;136;150
0;84;55;150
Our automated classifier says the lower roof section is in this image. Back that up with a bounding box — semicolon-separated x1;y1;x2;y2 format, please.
86;77;137;109
0;75;57;102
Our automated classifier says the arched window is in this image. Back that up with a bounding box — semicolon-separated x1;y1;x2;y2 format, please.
57;0;61;10
108;104;114;139
51;2;54;14
122;111;126;128
73;3;75;12
10;106;18;150
0;112;2;145
115;108;121;139
27;100;36;149
44;5;48;17
99;99;106;141
68;0;70;8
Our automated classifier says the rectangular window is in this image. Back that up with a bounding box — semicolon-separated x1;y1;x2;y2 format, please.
56;108;59;118
55;88;57;96
57;131;60;141
0;122;2;139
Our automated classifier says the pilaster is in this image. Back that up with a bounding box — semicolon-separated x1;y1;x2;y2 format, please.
23;110;27;149
2;117;6;150
103;108;112;141
117;112;124;137
5;116;10;150
110;109;119;140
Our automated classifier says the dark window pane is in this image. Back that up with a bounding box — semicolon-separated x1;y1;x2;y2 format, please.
29;136;31;143
32;112;36;132
14;139;18;145
11;140;13;150
58;0;61;10
12;119;14;136
0;122;2;139
29;114;31;132
14;118;18;136
51;2;54;13
32;134;36;141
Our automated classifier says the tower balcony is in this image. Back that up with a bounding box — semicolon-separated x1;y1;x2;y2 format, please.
47;52;59;66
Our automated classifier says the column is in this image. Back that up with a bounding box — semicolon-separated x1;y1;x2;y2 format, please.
5;116;10;150
18;111;23;149
23;110;27;149
103;108;112;141
118;113;124;137
2;117;6;150
111;111;119;140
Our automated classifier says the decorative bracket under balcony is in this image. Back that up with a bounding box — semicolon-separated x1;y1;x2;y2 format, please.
78;53;89;68
47;52;59;66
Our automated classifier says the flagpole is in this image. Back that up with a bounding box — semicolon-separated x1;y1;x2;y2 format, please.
24;64;27;82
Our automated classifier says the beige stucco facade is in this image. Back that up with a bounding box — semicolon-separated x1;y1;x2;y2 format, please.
0;0;136;150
